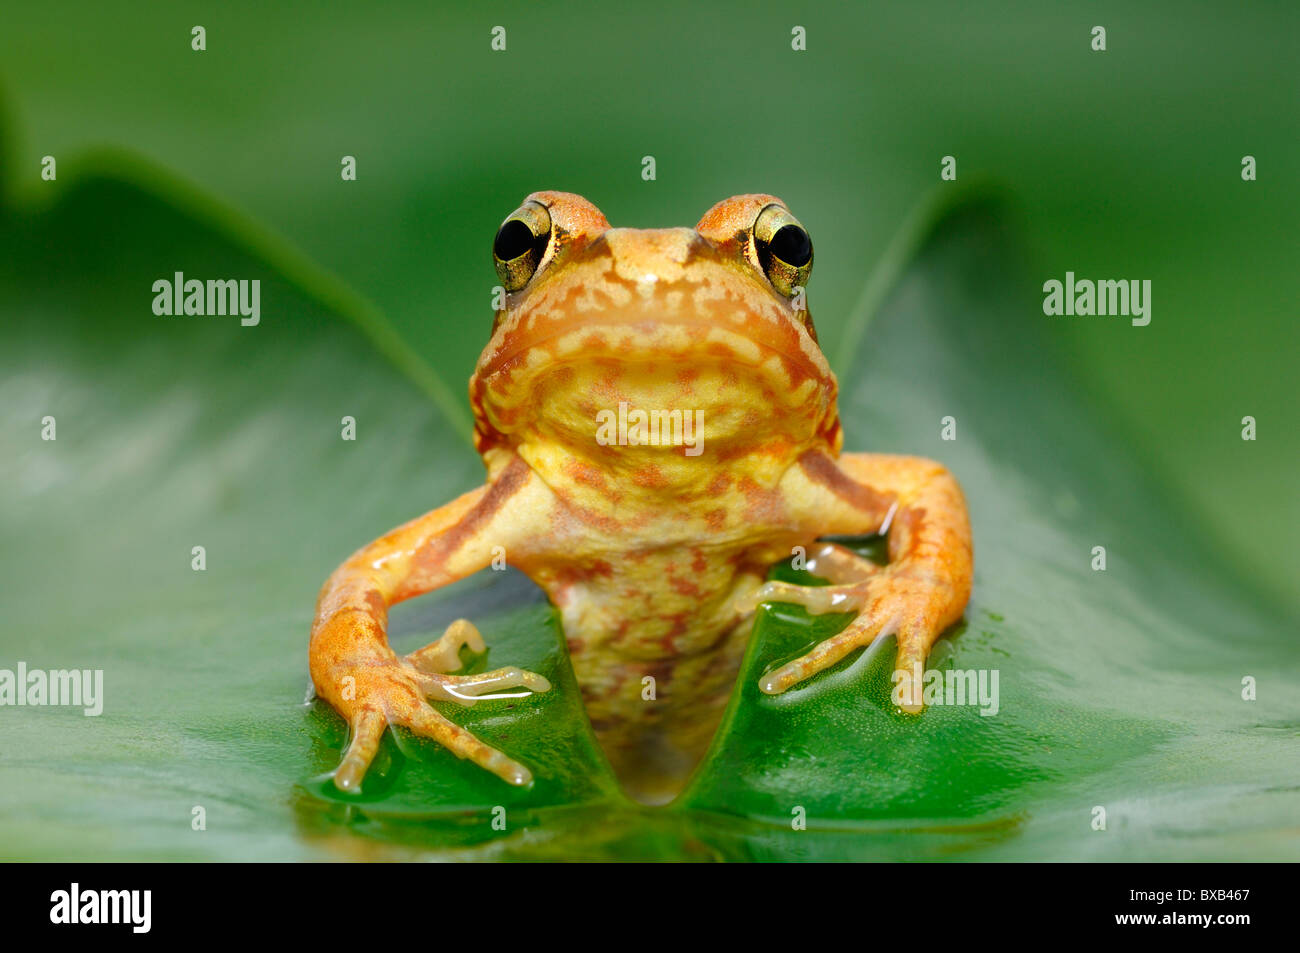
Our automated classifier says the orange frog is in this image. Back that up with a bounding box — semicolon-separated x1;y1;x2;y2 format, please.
310;192;973;802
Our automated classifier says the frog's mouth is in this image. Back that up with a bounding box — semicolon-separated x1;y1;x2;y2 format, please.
471;314;840;461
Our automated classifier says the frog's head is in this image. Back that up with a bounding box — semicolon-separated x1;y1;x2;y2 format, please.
470;192;841;479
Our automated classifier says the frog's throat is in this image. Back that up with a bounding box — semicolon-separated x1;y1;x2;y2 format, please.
472;315;839;457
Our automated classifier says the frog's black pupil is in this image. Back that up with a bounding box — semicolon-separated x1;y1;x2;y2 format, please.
770;225;811;267
494;219;536;261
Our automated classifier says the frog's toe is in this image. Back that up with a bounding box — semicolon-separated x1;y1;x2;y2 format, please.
418;666;552;705
746;580;871;615
333;708;388;793
803;541;884;583
332;702;535;790
400;645;548;781
398;703;536;786
403;618;551;705
748;576;880;693
758;614;889;694
892;619;953;713
404;618;487;673
754;565;954;700
327;641;548;791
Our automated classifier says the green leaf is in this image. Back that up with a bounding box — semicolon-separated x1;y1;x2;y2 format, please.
3;159;1296;861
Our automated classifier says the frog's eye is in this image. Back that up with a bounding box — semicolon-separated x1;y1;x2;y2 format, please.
493;201;553;292
752;204;813;298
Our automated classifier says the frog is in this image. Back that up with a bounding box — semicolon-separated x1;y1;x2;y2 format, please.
309;191;973;803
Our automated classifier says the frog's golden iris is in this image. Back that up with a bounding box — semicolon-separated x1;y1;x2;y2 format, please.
751;202;813;300
310;192;973;804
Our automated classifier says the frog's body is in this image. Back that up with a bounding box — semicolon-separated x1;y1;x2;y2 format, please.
310;192;972;802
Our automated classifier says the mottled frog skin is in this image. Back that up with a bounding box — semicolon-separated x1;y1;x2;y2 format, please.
309;192;973;802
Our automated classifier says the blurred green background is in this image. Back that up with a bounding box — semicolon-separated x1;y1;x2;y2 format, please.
4;0;1295;607
1;2;1296;861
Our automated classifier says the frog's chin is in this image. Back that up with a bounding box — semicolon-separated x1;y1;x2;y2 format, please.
471;327;841;467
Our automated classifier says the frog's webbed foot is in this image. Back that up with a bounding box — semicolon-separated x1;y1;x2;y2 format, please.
746;543;961;711
330;618;551;793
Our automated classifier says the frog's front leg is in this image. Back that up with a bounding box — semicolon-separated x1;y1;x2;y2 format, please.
759;451;973;710
310;457;557;792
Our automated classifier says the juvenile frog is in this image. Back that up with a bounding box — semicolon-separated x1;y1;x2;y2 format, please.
310;192;973;802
